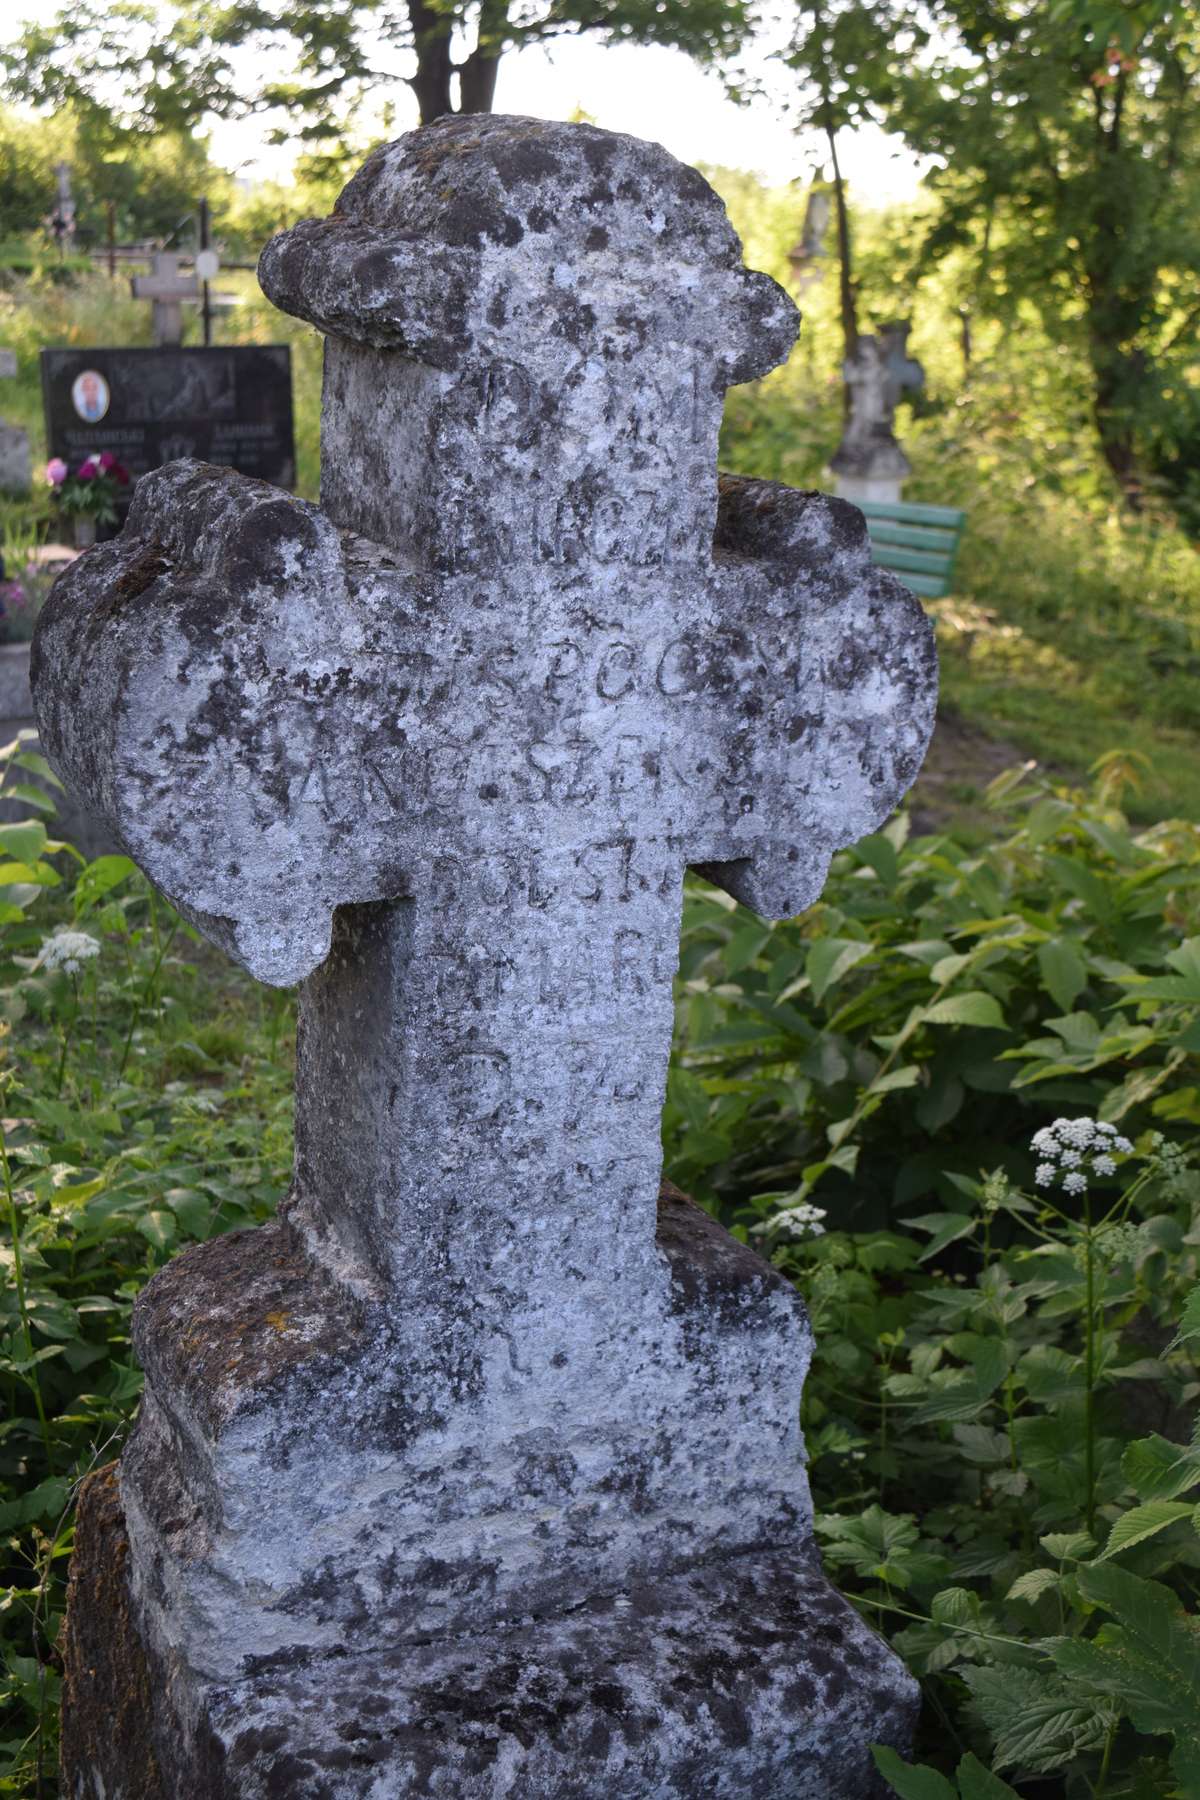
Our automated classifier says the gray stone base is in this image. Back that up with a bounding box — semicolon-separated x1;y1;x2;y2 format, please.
62;1465;917;1799
831;474;904;508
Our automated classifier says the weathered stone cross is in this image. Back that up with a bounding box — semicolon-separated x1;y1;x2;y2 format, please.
40;117;935;1794
131;249;198;346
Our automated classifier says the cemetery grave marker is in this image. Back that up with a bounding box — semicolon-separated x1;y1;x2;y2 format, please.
831;320;926;506
40;344;296;492
48;161;75;255
130;249;200;347
0;349;29;494
38;115;937;1796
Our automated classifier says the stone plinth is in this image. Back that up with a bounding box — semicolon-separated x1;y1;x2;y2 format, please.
39;116;936;1797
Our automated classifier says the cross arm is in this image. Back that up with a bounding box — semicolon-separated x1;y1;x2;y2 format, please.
32;462;381;987
700;474;937;921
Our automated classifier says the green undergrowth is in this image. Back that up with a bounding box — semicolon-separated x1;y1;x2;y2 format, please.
0;739;292;1794
721;356;1200;827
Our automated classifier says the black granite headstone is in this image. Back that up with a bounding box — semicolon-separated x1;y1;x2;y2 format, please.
40;346;295;490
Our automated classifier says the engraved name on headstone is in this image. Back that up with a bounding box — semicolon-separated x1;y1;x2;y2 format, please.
41;116;937;1797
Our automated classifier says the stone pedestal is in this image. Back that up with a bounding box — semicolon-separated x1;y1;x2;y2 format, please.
833;472;904;507
62;1190;915;1800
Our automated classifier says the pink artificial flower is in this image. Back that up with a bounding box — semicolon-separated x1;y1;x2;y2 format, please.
113;460;130;486
97;451;115;472
75;459;97;480
45;457;68;486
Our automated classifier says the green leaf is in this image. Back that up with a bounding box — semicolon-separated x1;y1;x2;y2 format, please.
907;1211;976;1261
855;833;899;887
1096;1501;1195;1561
807;937;872;1002
870;1745;957;1800
1171;1284;1200;1351
1075;1561;1190;1661
871;1064;922;1095
0;821;47;864
1037;938;1087;1013
1122;1433;1200;1501
1040;1531;1096;1560
921;991;1006;1030
955;1754;1022;1800
136;1209;177;1251
1006;1568;1060;1605
50;1175;107;1211
961;1664;1112;1772
0;1475;70;1532
72;854;137;911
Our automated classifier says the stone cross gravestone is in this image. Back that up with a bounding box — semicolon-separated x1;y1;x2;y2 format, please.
830;321;926;506
38;116;937;1797
0;349;29;495
881;320;924;417
49;161;75;254
131;250;199;347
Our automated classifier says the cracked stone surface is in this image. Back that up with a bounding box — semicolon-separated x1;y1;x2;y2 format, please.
39;114;936;1797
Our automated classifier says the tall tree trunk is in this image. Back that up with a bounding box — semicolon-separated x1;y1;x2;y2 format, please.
1085;68;1144;507
825;118;858;416
1088;324;1143;508
459;0;508;113
408;0;454;122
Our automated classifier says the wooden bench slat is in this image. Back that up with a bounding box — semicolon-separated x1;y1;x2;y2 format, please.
891;569;952;598
871;546;954;577
866;522;959;552
856;499;966;529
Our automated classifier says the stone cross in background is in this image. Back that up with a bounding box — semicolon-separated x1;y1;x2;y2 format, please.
48;162;75;255
881;319;925;416
130;250;199;347
39;116;936;1797
0;351;29;496
831;319;926;506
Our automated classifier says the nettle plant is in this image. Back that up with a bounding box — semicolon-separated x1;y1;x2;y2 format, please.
666;756;1200;1226
0;736;293;1793
665;761;1200;1794
782;1125;1200;1799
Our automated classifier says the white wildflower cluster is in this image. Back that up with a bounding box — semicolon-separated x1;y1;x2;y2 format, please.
1030;1117;1132;1193
37;929;101;977
752;1203;829;1242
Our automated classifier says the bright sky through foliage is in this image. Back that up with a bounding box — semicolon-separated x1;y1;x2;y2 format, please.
0;4;923;200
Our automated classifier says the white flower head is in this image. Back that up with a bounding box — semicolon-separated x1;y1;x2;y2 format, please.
37;928;100;977
1030;1116;1130;1193
752;1203;828;1242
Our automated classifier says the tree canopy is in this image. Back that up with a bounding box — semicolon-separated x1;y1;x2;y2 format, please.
2;0;756;144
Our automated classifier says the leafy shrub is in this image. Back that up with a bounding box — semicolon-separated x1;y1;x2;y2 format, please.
0;738;292;1793
667;758;1200;1230
7;746;1200;1792
668;760;1200;1795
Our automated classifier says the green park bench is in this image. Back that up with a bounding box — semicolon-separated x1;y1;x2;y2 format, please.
855;499;967;599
